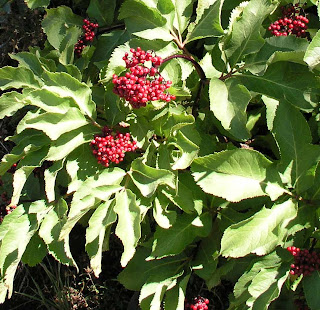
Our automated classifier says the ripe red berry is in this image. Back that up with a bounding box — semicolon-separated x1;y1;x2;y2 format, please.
113;47;176;108
91;127;137;167
75;18;99;56
185;296;210;310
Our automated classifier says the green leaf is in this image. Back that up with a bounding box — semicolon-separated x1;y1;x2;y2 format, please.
139;269;183;310
0;66;42;90
114;189;142;267
11;146;49;206
170;125;200;170
21;233;47;266
42;71;95;117
17;108;88;140
39;199;77;267
304;30;320;70
119;0;173;41
44;160;65;202
87;0;116;26
223;0;276;67
10;52;44;76
42;6;82;50
192;149;286;202
150;212;212;259
271;101;320;193
86;199;117;277
24;0;49;9
25;89;77;114
164;273;190;310
153;195;177;229
303;270;320;310
0;201;48;302
46;125;97;161
246;36;309;75
118;247;186;291
59;26;82;65
129;158;176;197
236;62;320;111
220;199;297;258
172;0;194;35
185;0;224;43
92;30;130;68
0;131;50;175
209;77;251;140
0;91;26;119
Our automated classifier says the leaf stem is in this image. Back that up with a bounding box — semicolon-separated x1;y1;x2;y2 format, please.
96;24;126;36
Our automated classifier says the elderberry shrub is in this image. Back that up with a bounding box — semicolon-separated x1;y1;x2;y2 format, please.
112;47;176;109
185;296;210;310
287;246;320;276
90;126;137;167
268;3;309;37
74;18;99;56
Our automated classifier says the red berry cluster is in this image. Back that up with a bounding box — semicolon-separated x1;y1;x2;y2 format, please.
268;4;309;37
185;296;210;310
0;178;16;223
112;47;176;109
90;127;137;167
287;246;320;276
74;19;99;56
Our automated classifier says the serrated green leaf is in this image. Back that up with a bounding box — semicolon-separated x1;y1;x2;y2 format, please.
25;89;77;114
118;247;186;291
192;149;286;202
87;0;116;26
42;6;82;50
59;26;81;65
304;29;320;70
10;52;44;76
86;200;117;277
114;189;142;267
0;91;26;119
39;199;77;267
0;66;42;90
209;77;251;140
11;146;49;206
129;158;176;197
46;125;97;161
171;0;194;35
271;101;320;193
21;233;47;266
17;108;88;140
44;160;65;202
236;62;320;111
246;36;309;75
92;30;130;69
170;125;200;170
25;0;49;9
164;273;190;310
0;201;48;302
303;270;320;310
151;212;212;259
153;194;176;229
42;71;95;117
185;0;224;43
223;0;276;67
119;0;173;41
139;269;183;310
220;199;297;258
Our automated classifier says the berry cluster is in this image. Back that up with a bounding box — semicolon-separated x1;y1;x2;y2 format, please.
185;296;210;310
112;47;176;109
90;127;137;167
287;246;320;276
268;4;308;37
74;19;99;56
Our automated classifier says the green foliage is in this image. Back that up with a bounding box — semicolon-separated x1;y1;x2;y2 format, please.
1;0;320;308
